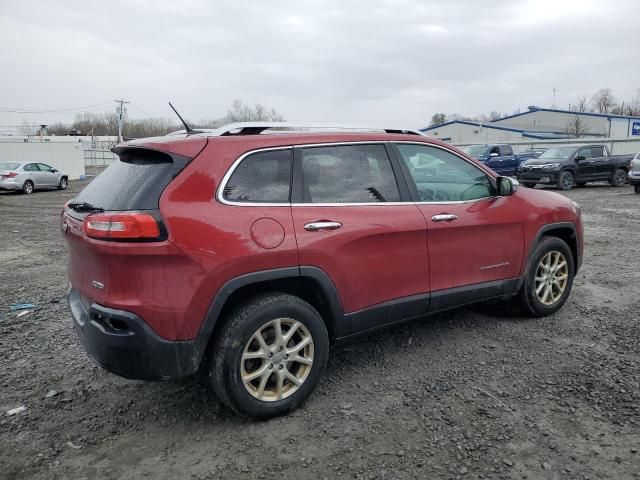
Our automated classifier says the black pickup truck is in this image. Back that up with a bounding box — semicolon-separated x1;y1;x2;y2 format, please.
516;144;634;190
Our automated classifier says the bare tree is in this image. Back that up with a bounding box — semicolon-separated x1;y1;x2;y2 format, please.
590;88;617;113
566;114;590;138
429;113;447;126
575;95;589;112
18;121;38;135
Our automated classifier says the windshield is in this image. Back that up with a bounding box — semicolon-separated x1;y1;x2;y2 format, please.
539;146;577;159
0;162;20;170
460;145;487;156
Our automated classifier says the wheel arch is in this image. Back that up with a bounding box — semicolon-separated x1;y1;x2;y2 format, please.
195;266;345;369
532;222;579;272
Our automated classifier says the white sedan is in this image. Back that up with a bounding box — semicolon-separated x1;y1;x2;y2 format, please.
0;161;68;194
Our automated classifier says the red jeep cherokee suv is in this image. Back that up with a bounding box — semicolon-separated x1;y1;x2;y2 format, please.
63;123;583;417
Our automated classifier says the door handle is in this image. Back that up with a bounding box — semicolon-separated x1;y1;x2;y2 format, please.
304;221;342;231
431;214;458;222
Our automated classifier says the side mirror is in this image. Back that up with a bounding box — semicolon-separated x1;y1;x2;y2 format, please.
51;169;57;173
497;176;518;196
489;152;499;157
575;155;586;162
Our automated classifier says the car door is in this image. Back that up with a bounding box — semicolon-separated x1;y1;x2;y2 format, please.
37;163;57;186
290;143;429;333
391;142;524;310
500;145;517;175
575;147;599;181
485;146;505;174
22;163;40;186
589;146;612;179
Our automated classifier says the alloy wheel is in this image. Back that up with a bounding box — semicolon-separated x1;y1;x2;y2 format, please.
561;173;573;190
534;251;569;305
241;318;314;402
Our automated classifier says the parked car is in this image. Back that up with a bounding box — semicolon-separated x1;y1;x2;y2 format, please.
0;161;68;194
629;152;640;193
516;144;633;190
63;123;583;417
459;144;535;176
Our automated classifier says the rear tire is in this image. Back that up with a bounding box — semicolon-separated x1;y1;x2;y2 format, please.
58;177;68;190
635;184;640;194
557;171;574;190
22;180;34;194
209;293;329;418
610;168;627;187
518;237;574;317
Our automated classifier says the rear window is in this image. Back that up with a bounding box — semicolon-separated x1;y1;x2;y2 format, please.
72;149;188;210
0;163;20;170
223;149;292;203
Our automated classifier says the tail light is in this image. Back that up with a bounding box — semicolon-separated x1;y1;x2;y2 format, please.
1;172;17;179
83;212;162;241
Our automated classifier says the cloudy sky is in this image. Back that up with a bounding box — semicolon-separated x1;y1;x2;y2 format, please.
0;0;638;130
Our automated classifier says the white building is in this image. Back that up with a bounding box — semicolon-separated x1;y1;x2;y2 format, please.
0;136;87;179
422;107;640;145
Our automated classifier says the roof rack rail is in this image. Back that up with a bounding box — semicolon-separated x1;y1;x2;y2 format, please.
209;122;427;137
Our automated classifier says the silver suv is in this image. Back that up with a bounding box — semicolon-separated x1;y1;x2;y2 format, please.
0;161;68;194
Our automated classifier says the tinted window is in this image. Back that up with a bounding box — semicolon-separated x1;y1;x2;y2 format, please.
72;149;188;210
502;145;514;156
590;146;605;157
223;149;291;203
577;148;592;159
38;163;53;171
396;144;494;202
23;163;38;172
300;144;400;203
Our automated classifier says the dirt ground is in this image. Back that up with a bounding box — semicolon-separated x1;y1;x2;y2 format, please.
1;180;639;480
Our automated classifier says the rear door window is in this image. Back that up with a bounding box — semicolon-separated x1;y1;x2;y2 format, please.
502;145;514;156
590;146;605;158
223;149;292;203
23;163;39;172
299;144;400;203
72;149;189;210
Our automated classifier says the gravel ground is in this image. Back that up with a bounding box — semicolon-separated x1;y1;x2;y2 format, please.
1;181;639;480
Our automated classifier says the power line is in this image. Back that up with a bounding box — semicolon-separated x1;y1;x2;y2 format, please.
129;102;154;118
0;101;114;114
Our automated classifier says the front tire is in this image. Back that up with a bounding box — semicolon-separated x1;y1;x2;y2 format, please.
610;168;627;187
209;293;329;418
634;184;640;194
518;237;575;317
58;177;68;190
22;180;34;194
557;171;574;190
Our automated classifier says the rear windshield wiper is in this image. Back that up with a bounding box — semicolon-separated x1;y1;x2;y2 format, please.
67;201;104;213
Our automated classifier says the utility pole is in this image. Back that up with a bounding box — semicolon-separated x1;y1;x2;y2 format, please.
115;99;130;142
552;88;557;108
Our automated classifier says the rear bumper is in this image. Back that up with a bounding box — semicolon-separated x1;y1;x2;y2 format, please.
0;180;21;190
67;287;202;380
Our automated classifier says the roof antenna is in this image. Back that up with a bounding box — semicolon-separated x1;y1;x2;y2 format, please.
169;102;197;134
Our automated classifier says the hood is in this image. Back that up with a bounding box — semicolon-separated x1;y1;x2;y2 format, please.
521;157;569;166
